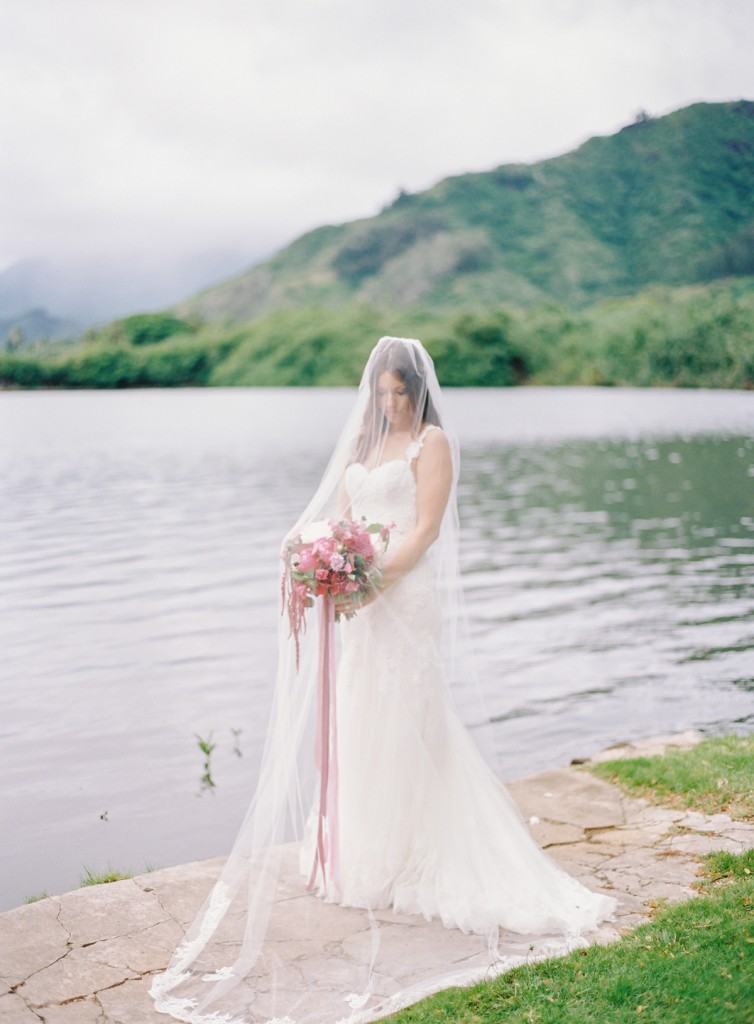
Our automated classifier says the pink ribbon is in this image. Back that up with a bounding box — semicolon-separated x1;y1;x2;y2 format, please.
307;592;340;892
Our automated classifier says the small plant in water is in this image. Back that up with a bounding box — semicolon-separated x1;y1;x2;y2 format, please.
195;731;217;792
231;727;243;758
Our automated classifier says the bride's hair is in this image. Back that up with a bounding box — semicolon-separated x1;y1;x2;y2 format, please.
354;339;442;463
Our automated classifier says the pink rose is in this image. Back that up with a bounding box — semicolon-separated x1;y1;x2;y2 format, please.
355;535;374;557
296;549;317;572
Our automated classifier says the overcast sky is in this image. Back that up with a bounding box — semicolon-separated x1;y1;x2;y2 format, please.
2;0;753;284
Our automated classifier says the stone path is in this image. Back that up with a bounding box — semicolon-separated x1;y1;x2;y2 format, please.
2;731;753;1023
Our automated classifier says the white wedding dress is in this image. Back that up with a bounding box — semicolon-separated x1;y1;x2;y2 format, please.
151;341;616;1024
305;428;616;937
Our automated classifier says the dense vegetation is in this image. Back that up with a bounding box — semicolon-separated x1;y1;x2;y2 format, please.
0;321;235;388
3;277;753;389
175;101;754;322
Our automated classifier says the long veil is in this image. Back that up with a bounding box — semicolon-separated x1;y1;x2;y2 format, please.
150;337;615;1024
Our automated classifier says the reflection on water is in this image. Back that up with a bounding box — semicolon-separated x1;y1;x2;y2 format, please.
462;435;754;773
0;388;752;910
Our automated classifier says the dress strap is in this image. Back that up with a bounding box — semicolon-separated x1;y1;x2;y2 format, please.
406;424;436;465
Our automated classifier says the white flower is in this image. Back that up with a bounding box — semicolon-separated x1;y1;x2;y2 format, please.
299;520;331;544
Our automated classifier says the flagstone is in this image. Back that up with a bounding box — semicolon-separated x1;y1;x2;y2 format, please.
0;992;44;1024
2;730;751;1023
0;897;68;989
17;947;129;1008
33;996;106;1023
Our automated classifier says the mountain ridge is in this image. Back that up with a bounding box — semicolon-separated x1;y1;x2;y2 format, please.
175;100;754;323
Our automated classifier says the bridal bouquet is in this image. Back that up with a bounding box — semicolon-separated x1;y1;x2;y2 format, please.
283;518;391;656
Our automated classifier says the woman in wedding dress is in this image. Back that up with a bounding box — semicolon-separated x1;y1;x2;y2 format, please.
151;337;616;1024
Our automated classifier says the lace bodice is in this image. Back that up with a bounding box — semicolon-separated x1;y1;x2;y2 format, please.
344;460;416;541
344;426;435;542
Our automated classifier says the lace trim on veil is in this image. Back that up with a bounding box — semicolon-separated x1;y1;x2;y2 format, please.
149;337;617;1024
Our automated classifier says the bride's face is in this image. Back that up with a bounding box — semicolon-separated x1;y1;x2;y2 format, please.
376;371;413;431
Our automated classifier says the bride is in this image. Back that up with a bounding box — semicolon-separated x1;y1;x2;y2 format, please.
151;337;616;1024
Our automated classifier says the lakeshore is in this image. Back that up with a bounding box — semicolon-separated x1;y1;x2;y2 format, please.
3;731;754;1023
3;387;754;913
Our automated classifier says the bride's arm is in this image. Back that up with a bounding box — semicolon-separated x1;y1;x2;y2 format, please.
379;428;453;591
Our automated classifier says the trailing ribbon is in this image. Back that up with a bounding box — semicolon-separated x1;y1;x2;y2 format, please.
307;592;340;892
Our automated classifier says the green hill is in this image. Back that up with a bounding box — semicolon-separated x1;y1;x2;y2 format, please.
176;101;754;322
4;101;754;391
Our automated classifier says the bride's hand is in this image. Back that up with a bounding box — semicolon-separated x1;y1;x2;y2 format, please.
334;581;380;618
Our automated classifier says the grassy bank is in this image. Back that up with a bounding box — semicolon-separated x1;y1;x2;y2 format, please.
386;736;754;1023
387;850;754;1023
2;278;754;390
591;734;754;820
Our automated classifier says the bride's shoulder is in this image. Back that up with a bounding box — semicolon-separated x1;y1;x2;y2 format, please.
416;424;451;462
422;423;448;445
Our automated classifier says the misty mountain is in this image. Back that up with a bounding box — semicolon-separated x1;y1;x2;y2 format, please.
174;101;754;322
0;307;80;347
0;248;263;329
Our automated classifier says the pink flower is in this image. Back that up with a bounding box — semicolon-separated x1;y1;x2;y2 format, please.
296;548;317;572
359;537;375;557
284;517;391;652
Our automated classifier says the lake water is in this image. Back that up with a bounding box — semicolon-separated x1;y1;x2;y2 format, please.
1;386;753;911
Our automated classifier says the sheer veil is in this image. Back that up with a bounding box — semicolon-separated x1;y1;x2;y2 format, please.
150;337;615;1024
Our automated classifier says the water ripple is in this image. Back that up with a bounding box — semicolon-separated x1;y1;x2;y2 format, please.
1;389;753;909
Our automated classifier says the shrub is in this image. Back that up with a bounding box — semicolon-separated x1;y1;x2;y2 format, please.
95;312;196;348
427;311;532;387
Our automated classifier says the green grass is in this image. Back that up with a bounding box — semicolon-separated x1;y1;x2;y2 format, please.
24;891;51;904
19;864;159;908
79;865;133;887
386;850;754;1023
590;735;754;821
